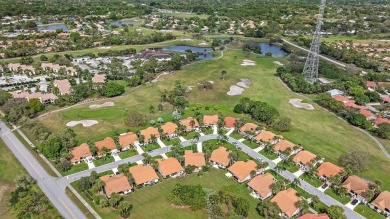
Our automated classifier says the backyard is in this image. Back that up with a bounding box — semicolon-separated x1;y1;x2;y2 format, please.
38;45;390;190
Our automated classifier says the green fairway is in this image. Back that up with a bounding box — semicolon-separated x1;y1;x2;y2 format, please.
39;45;390;190
72;168;261;219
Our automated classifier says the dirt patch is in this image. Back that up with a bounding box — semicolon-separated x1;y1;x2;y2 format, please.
289;99;314;110
241;59;256;66
227;85;244;96
66;120;99;127
89;102;115;109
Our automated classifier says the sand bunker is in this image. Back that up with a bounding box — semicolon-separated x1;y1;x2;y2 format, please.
199;42;208;46
241;59;256;66
89;102;115;109
181;38;193;41
273;61;284;66
237;79;251;88
289;99;314;110
66;120;99;127
98;46;111;49
227;85;244;96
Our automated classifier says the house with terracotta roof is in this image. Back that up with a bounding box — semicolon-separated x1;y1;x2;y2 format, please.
239;123;258;134
118;132;138;150
293;150;320;172
271;188;302;218
209;147;230;169
344;100;367;110
184;150;205;170
10;90;57;104
180;117;199;131
342;175;371;200
254;131;279;145
274;140;300;158
227;160;257;183
92;73;107;84
94;137;118;156
298;213;330;219
369;191;390;215
375;117;390;126
203;115;218;127
140;127;160;144
70;143;93;164
157;158;184;178
359;109;377;120
332;95;349;102
316;162;343;181
161;122;178;138
224;117;237;129
381;96;390;104
366;81;377;90
247;173;275;200
129;164;159;186
53;79;72;95
100;174;132;197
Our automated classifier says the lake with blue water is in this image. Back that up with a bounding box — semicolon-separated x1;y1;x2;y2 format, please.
162;45;215;59
256;43;286;57
36;23;68;31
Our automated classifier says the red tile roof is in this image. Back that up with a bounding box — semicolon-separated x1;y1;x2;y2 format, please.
95;137;117;155
161;122;178;135
293;150;317;166
298;214;330;219
129;164;159;186
239;123;258;132
332;95;349;102
271;188;301;218
184;150;206;167
366;81;377;88
228;160;257;182
118;132;138;148
70;143;92;163
210;147;230;167
371;191;390;212
180;117;199;130
316;162;343;178
203;115;219;126
359;109;376;119
342;175;371;196
274;140;295;152
99;174;132;196
254;131;277;143
375;117;390;125
157;157;184;177
247;173;275;198
140;127;160;142
224;117;237;128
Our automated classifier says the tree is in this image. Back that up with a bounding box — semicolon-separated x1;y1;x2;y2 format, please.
220;70;227;80
118;201;133;217
339;150;370;173
296;199;309;212
326;205;346;219
0;91;12;106
101;146;110;160
256;199;281;219
376;123;390;139
272;117;292;132
158;103;163;112
110;192;122;208
185;165;196;174
142;153;152;164
28;98;45;112
337;186;349;197
149;105;155;115
57;158;71;172
103;82;125;97
125;112;147;127
40;55;48;61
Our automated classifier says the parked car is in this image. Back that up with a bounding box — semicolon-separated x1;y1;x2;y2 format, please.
351;199;359;206
321;183;328;189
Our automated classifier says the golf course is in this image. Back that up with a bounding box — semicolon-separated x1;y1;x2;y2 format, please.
38;42;390;190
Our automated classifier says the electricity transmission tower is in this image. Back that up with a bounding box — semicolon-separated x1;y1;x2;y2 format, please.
302;0;326;83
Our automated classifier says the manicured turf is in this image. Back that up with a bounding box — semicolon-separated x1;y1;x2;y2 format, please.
277;161;299;173
142;143;160;152
292;185;312;199
300;173;323;188
118;148;139;159
93;156;115;167
162;138;180;146
166;145;197;157
39;43;390;191
183;131;200;140
60;162;88;176
203;128;214;135
230;132;244;140
72;169;261;219
259;150;278;160
311;200;328;214
325;188;351;204
243;140;260;149
354;204;386;219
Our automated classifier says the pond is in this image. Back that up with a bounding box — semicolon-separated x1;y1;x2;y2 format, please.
109;20;136;26
36;23;68;31
162;45;215;59
256;43;286;57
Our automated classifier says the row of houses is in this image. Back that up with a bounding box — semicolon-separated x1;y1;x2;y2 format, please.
6;63;77;75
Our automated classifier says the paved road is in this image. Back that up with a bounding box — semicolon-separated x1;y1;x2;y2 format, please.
0;121;87;219
282;39;346;68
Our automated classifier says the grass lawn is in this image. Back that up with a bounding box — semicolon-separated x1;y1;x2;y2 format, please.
65;187;95;219
311;200;328;214
259;150;278;160
60;162;88;176
354;204;386;219
162;138;180;146
39;43;390;190
300;173;323;188
203;128;214;135
230;132;244;140
183;131;200;140
166;145;197;157
142;143;160;152
291;185;312;199
277;161;299;173
93;156;115;167
243;140;260;149
118;148;138;159
72;169;261;219
325;188;351;204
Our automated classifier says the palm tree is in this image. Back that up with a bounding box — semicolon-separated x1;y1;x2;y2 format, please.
138;135;145;144
150;134;157;145
220;70;227;80
250;170;257;178
329;175;342;188
110;192;122;208
118;201;133;217
292;178;301;187
274;165;283;173
193;132;200;143
338;186;349;197
142;153;152;164
257;162;268;174
296;200;310;213
101;146;110;160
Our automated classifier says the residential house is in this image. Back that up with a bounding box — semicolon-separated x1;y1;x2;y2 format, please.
156;157;184;178
239;123;258;136
94;137;118;156
224;117;236;129
227;160;257;183
203;115;218;127
100;174;132;198
53;79;72;95
374;117;390;126
254;131;278;145
92;73;107;89
344;100;367;110
316;162;343;181
129;164;159;186
184;150;206;170
161;122;178;138
70;143;93;164
297;213;330;219
271;188;302;218
140;127;160;144
73;56;90;63
209;147;230;169
342;175;371;201
10;90;57;104
247;173;275;200
359;109;377;120
370;191;390;216
332;95;349;103
118;132;138;151
327;89;344;97
366;81;377;90
180;117;199;131
293;150;319;172
7;63;36;74
274;140;299;158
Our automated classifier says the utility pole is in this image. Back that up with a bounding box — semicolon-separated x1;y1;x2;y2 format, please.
302;0;326;83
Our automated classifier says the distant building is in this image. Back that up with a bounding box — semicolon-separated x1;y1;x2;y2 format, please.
53;79;72;95
10;90;57;104
72;56;90;63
